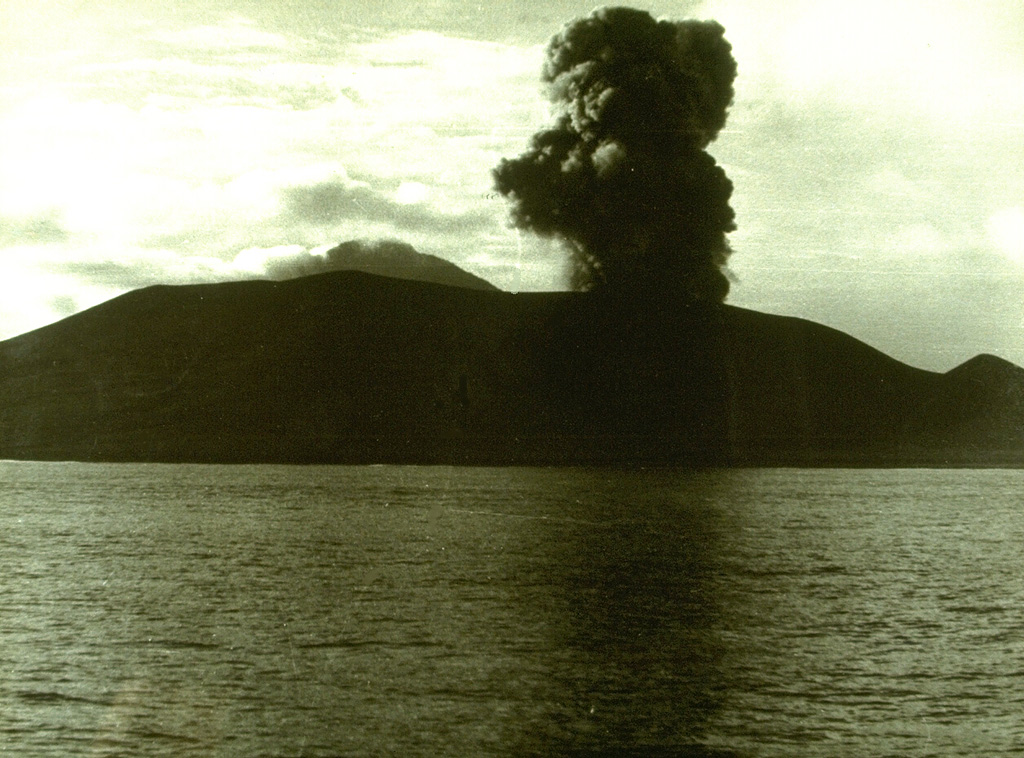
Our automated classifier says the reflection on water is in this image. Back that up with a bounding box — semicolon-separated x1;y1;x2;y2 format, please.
3;464;1024;756
2;464;743;757
499;469;739;756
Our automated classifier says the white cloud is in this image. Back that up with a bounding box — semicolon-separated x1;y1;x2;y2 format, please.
231;244;308;274
395;181;429;205
706;0;1024;123
0;21;539;269
988;207;1024;264
700;0;1024;368
151;16;296;51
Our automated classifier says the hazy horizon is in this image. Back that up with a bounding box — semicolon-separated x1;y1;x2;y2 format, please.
2;0;1023;371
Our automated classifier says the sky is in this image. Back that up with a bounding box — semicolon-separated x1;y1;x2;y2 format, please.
1;0;1023;370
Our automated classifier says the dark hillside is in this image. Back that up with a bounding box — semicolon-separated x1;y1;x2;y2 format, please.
0;273;555;462
718;308;944;463
0;271;1021;465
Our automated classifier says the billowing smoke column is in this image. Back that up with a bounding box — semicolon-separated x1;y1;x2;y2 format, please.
493;7;738;300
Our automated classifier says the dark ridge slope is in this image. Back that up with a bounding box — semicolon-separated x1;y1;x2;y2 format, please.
717;307;947;463
924;354;1024;455
0;271;1021;465
0;273;558;463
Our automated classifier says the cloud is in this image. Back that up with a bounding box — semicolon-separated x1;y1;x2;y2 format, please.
233;239;499;290
0;19;538;279
282;180;395;225
395;181;428;205
150;16;297;53
988;207;1024;264
37;250;233;290
0;212;69;246
78;59;345;111
280;177;494;234
707;0;1024;120
47;294;78;319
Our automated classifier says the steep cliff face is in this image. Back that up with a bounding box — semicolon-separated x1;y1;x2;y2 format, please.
0;271;1021;465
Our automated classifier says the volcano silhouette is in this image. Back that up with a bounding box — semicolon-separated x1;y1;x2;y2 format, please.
0;255;1021;465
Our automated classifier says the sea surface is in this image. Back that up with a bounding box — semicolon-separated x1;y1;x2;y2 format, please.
1;463;1023;757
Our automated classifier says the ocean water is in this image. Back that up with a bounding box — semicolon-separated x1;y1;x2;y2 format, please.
1;463;1023;757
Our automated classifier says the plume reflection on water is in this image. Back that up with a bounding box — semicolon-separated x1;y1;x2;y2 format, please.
2;463;1023;756
497;469;736;755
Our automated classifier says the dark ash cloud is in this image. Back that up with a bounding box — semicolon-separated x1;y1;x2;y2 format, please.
493;7;737;301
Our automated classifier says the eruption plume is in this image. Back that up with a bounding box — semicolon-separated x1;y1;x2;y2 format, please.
493;7;737;300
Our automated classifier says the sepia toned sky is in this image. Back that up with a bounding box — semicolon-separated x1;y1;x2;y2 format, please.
1;0;1023;370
